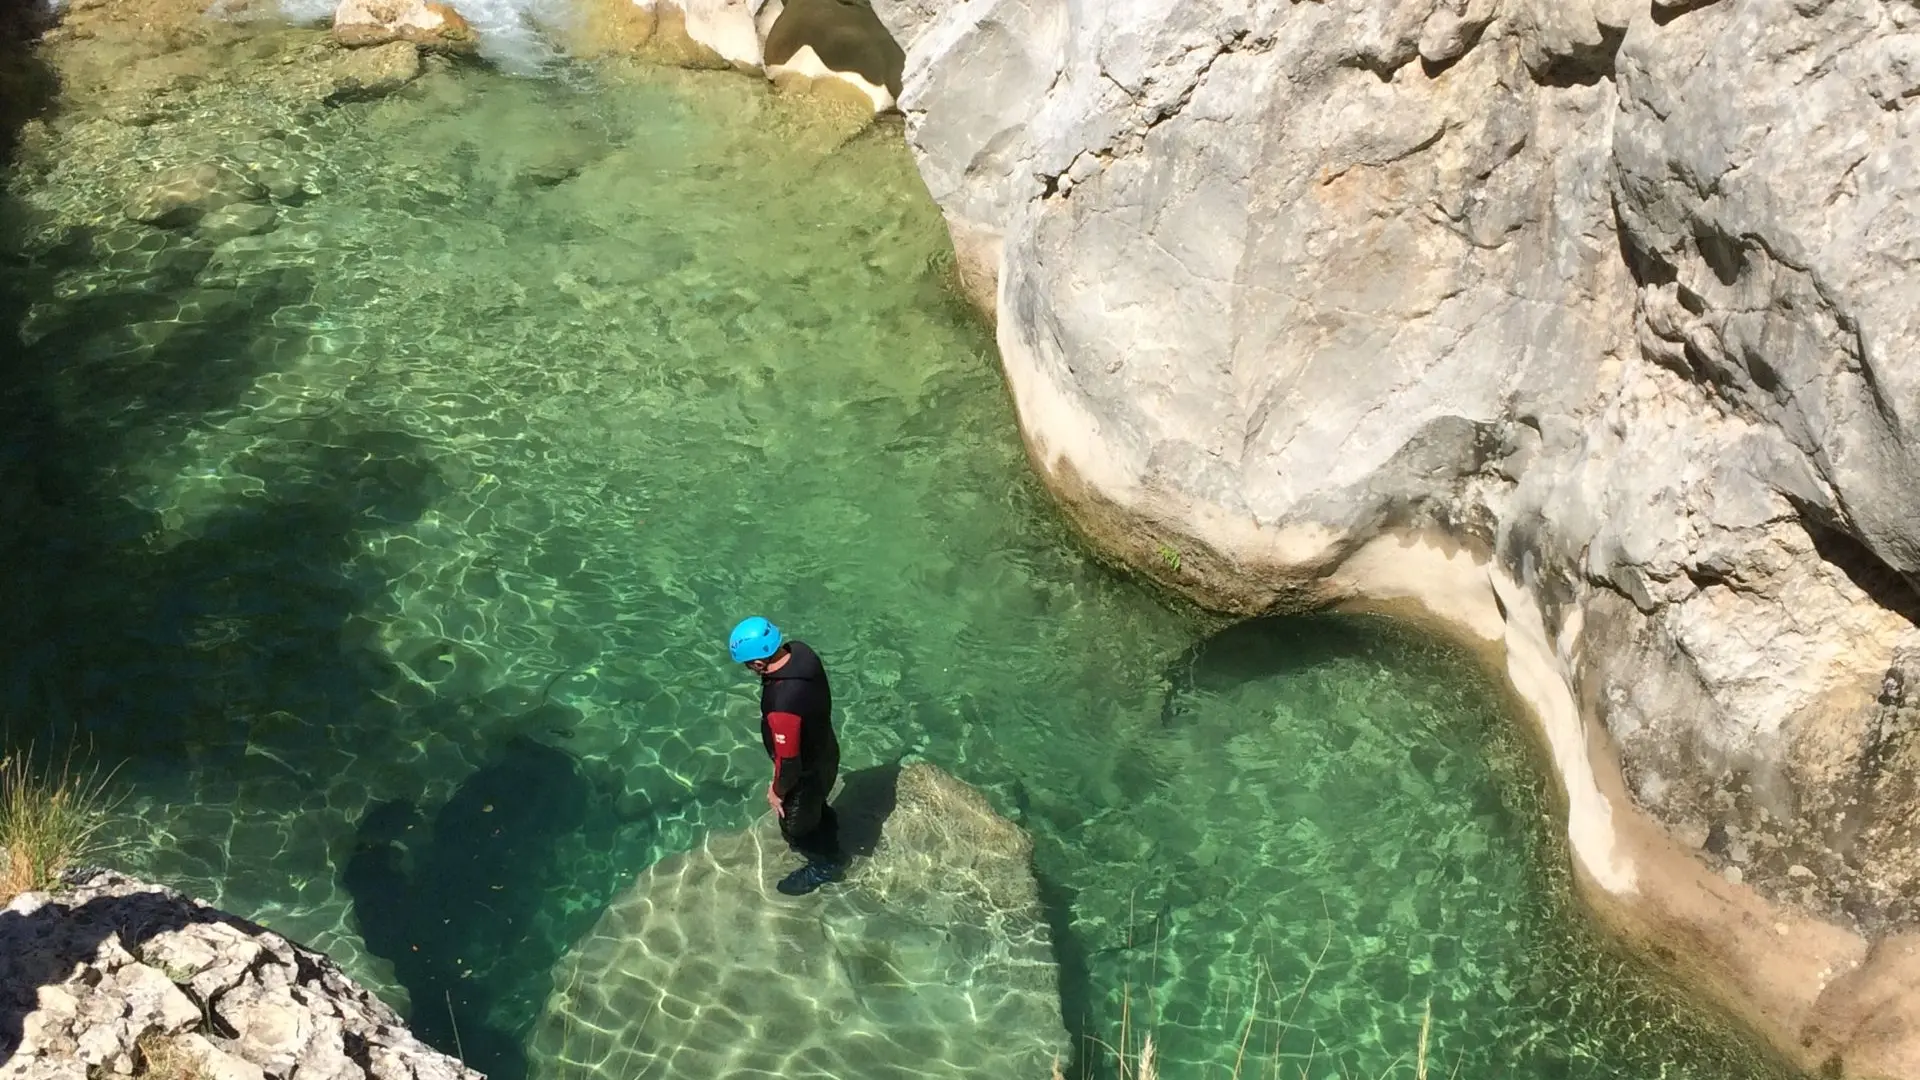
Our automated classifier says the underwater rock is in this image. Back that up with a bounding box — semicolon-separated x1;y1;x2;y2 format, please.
194;202;279;244
0;870;479;1080
123;163;267;229
528;761;1067;1080
302;39;425;104
764;0;906;114
331;0;477;54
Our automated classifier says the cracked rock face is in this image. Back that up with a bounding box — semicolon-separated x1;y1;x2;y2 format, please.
891;0;1920;991
0;871;478;1080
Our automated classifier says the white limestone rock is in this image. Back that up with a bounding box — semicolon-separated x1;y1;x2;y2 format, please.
331;0;477;52
638;0;766;67
868;0;944;53
889;0;1920;997
0;871;479;1080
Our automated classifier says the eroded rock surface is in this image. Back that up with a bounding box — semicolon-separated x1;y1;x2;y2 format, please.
528;762;1067;1080
888;0;1920;1074
332;0;477;54
606;0;906;114
634;0;766;68
867;0;942;53
0;870;478;1080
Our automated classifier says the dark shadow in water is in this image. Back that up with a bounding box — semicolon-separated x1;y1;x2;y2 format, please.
342;736;625;1080
1156;613;1409;728
0;1;57;169
1033;866;1101;1080
0;21;476;1074
834;759;903;858
0;6;449;773
0;202;434;758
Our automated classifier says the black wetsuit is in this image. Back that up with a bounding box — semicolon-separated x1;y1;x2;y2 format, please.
759;640;841;862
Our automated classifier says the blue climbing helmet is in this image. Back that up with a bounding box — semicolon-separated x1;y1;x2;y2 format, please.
728;616;783;663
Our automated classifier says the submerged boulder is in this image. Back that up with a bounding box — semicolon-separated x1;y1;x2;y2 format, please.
195;202;280;245
286;39;427;105
528;762;1067;1080
124;163;267;229
765;0;906;113
332;0;477;53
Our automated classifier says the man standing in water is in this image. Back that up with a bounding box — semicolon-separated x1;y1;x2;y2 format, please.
729;616;845;895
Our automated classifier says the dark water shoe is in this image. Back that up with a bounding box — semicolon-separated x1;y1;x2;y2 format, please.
776;859;845;896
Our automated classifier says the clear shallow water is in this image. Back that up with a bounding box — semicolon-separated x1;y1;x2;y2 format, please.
0;36;1801;1080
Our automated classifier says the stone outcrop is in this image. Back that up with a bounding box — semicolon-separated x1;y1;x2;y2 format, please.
299;40;426;104
881;0;1920;1076
28;0;436;129
635;0;766;68
585;0;906;115
331;0;477;54
0;870;478;1080
527;762;1068;1080
866;0;938;53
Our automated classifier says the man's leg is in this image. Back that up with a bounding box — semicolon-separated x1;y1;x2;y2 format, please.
776;784;844;895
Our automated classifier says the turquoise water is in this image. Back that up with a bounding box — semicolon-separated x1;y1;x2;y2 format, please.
0;29;1800;1080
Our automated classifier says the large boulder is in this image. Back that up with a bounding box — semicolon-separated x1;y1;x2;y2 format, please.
332;0;478;53
527;762;1067;1080
888;0;1920;1075
0;871;478;1080
299;40;426;105
635;0;767;69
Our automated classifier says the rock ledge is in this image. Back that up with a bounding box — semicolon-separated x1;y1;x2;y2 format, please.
1;870;477;1080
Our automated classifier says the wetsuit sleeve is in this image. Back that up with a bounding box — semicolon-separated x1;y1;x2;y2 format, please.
766;711;803;796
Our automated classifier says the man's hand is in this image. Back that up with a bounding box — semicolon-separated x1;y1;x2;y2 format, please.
767;781;784;819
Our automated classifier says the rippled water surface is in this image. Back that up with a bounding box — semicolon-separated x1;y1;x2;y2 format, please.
1;22;1800;1080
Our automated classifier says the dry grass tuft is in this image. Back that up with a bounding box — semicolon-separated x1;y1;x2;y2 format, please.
0;744;124;901
135;1033;206;1080
1068;994;1441;1080
1065;906;1453;1080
